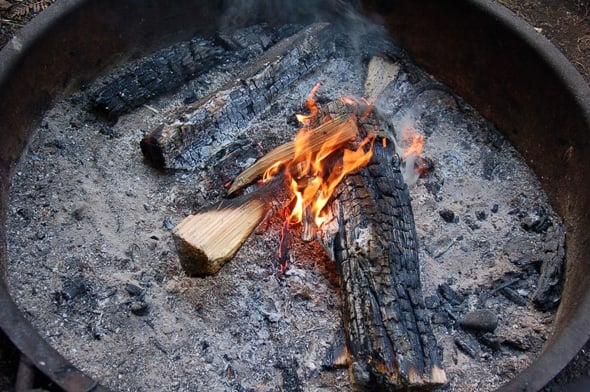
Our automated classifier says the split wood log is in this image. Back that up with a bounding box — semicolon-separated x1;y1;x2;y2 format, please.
140;22;336;170
227;113;358;195
172;115;355;275
317;140;447;390
172;174;288;276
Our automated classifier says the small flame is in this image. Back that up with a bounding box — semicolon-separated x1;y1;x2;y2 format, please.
401;125;424;158
278;85;375;230
397;124;427;185
295;82;321;127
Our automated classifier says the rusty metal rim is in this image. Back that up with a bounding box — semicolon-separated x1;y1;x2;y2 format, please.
0;0;588;391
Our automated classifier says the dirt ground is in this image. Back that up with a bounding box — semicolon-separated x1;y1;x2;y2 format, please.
0;0;589;391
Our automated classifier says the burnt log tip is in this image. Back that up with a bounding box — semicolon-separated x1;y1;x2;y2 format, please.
352;363;447;391
140;128;166;169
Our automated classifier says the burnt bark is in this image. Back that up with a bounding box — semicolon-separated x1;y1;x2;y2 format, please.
90;37;226;120
140;23;338;170
89;24;299;120
318;141;446;390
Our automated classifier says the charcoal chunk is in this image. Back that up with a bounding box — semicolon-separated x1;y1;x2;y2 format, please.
459;310;498;332
454;334;480;358
438;283;464;305
439;209;456;223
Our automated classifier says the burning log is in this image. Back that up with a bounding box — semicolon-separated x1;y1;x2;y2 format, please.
228;114;358;195
317;140;447;390
140;22;336;170
172;115;359;275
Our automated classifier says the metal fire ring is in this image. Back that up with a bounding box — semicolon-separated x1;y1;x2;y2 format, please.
0;1;588;391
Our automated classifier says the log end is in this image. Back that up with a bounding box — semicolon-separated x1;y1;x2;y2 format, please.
140;126;166;169
172;227;228;276
172;198;267;276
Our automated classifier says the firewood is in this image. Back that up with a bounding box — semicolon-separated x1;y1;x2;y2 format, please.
89;25;300;119
140;22;335;170
316;141;447;390
227;114;358;195
173;115;357;275
364;56;400;104
172;175;288;276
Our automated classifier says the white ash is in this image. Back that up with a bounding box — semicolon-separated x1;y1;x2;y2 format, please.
4;27;563;392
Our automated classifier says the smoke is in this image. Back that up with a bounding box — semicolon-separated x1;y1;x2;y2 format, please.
219;0;399;59
390;111;424;187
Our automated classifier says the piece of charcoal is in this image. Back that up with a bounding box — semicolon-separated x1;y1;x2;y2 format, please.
500;287;527;306
478;333;503;352
125;283;144;297
439;209;456;223
454;334;480;358
438;283;464;305
521;208;552;233
475;210;488;221
532;232;565;311
459;310;498;333
61;276;87;301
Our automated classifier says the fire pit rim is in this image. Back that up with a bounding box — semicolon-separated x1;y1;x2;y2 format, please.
0;1;589;391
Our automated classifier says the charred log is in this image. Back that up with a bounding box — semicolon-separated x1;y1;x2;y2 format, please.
317;141;447;390
89;24;298;119
140;23;337;170
90;37;225;120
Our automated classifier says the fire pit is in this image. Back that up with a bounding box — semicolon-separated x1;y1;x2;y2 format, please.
0;1;589;391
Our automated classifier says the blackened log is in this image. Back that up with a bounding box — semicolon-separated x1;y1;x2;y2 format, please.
140;22;337;170
89;24;298;120
318;141;447;390
90;37;226;119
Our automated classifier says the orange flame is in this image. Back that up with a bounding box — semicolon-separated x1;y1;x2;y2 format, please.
295;82;322;127
401;125;424;158
270;85;376;230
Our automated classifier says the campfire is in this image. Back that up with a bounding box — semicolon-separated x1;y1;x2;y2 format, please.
4;17;566;392
169;54;448;390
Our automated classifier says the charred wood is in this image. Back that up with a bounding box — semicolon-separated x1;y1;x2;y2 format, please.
317;142;447;390
89;24;298;120
90;37;225;120
140;23;337;170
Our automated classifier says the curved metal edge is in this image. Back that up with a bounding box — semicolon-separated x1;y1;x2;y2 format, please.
464;2;590;391
0;0;589;391
0;3;112;391
0;0;82;83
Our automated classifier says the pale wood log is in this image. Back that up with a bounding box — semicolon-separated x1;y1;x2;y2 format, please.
227;114;358;195
172;175;287;276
